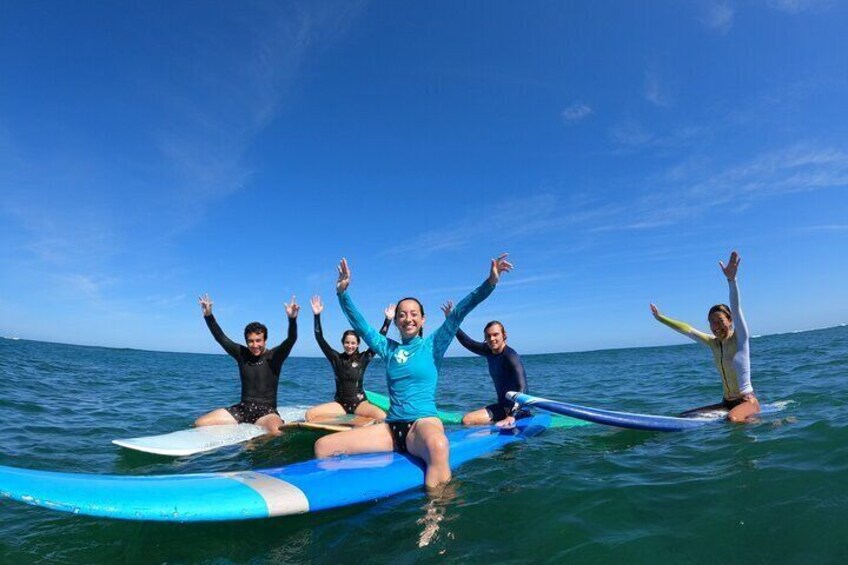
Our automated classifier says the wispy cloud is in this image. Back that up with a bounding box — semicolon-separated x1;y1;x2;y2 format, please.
151;3;366;205
644;69;671;108
562;102;594;124
610;120;655;147
599;144;848;232
54;273;118;300
801;224;848;231
767;0;834;14
701;1;735;34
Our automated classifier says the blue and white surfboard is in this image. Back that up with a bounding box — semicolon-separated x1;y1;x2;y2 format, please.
0;415;550;522
507;392;723;432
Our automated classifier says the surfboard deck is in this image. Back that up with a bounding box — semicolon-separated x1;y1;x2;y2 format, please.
0;415;551;522
280;414;378;433
112;406;308;456
507;391;789;432
365;390;589;429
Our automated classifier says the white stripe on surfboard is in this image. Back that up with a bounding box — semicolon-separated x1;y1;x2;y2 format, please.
227;471;310;516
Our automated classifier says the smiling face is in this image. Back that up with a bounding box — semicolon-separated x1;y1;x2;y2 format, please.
342;332;360;355
708;311;733;340
245;332;267;356
395;298;425;339
484;322;507;354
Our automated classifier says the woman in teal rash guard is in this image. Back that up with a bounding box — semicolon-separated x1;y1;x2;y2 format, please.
650;251;760;423
313;254;513;490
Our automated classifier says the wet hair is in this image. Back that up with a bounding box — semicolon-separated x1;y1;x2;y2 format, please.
341;330;361;346
244;322;268;340
708;304;732;320
396;297;425;337
484;320;506;335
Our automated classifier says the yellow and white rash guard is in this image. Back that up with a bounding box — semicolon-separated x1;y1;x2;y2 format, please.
656;279;753;400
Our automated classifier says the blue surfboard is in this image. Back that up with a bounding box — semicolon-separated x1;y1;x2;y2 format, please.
0;414;550;522
508;392;723;432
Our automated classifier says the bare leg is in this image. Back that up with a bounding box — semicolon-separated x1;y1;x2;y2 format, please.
406;417;450;490
255;413;284;436
194;408;237;427
354;401;387;421
306;402;346;422
314;423;394;458
728;395;761;423
461;407;494;426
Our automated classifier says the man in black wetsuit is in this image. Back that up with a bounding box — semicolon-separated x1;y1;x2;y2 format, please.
442;301;528;427
196;293;299;435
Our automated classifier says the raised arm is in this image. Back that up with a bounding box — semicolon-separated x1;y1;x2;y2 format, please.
433;254;512;359
361;307;394;362
335;258;390;358
311;296;338;361
199;293;242;358
650;303;712;346
270;296;299;369
441;300;489;356
720;251;749;343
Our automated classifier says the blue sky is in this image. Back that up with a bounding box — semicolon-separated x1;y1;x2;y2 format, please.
1;1;846;355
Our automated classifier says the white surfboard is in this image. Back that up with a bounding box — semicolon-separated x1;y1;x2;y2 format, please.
113;406;308;456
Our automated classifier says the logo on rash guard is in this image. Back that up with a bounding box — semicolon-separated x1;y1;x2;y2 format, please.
394;350;411;364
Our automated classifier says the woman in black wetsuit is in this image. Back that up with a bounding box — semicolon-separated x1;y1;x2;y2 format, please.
305;295;394;422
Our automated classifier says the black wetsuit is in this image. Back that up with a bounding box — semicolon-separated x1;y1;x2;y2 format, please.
204;314;297;423
456;329;529;421
314;313;391;414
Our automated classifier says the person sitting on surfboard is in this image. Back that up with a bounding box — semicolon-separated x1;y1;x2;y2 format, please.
438;303;529;428
313;254;512;491
196;293;299;435
305;295;393;422
650;251;760;422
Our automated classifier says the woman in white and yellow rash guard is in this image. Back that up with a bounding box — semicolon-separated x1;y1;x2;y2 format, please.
650;251;760;423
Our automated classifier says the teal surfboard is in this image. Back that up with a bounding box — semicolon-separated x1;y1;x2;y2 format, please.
365;390;589;429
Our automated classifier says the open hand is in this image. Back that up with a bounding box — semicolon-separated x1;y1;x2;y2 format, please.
198;293;213;316
649;303;661;320
440;300;454;318
285;295;300;318
337;258;351;293
311;295;323;315
384;303;396;320
719;251;740;281
488;253;513;285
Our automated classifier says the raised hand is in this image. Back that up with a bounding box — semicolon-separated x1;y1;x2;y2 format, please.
285;295;301;319
198;293;213;316
311;295;324;316
440;300;454;318
719;251;740;281
649;303;661;320
488;253;513;286
337;258;351;293
384;303;397;320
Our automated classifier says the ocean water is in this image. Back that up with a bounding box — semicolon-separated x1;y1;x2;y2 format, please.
1;326;847;564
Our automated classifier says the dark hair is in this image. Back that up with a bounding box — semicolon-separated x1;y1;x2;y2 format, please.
708;304;732;320
341;330;361;346
484;320;506;334
396;297;425;337
244;322;268;340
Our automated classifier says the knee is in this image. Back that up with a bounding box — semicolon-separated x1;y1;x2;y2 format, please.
305;408;316;422
425;435;449;461
314;437;337;459
728;412;748;423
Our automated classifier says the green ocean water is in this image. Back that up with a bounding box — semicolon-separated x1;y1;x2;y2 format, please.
1;326;847;564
